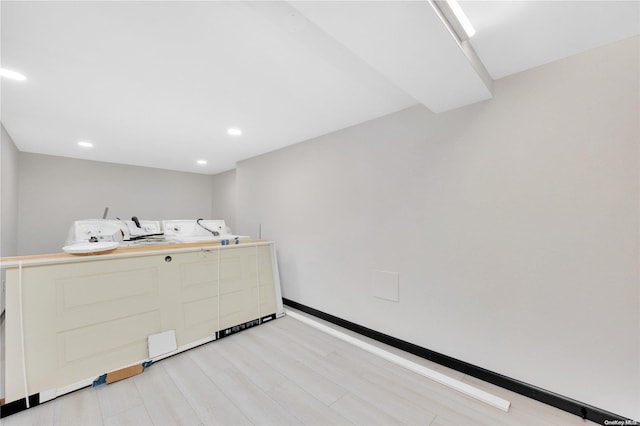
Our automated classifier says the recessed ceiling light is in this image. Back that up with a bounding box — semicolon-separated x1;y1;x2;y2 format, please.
227;128;242;136
77;141;93;148
197;160;207;165
0;68;27;81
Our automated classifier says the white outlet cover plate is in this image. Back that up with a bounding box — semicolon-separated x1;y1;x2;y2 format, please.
148;330;177;358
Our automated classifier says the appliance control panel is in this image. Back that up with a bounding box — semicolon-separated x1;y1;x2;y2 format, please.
162;220;227;237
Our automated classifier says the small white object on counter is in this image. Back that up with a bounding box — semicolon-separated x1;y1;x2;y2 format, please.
62;242;119;254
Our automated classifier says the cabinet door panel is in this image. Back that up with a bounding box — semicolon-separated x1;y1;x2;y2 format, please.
218;248;260;329
174;251;219;345
257;245;277;315
16;256;166;396
56;310;161;385
55;266;160;330
181;296;219;344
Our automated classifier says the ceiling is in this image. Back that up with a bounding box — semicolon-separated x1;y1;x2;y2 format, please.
1;1;638;175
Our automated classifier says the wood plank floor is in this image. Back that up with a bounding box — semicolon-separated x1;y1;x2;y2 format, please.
2;311;594;425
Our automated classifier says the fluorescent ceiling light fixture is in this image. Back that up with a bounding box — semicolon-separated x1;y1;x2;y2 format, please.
227;128;242;136
0;68;27;81
77;141;93;148
434;0;476;41
197;160;207;165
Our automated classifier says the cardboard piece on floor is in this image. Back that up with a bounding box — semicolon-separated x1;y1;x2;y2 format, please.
105;364;145;384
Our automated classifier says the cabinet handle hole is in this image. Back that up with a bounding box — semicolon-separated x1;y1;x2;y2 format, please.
165;256;172;262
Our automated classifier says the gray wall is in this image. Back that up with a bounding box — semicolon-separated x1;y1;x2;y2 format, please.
236;36;639;419
17;154;215;255
211;169;237;232
1;123;20;314
1;123;19;258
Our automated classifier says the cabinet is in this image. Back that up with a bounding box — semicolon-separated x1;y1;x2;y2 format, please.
2;242;283;405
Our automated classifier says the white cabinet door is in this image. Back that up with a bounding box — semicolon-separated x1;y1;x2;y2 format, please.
4;243;281;404
6;254;168;402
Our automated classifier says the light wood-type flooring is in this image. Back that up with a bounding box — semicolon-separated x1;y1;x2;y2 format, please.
2;309;593;425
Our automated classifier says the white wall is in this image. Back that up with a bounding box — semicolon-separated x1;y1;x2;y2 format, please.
211;169;237;232
236;36;640;419
17;153;216;255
